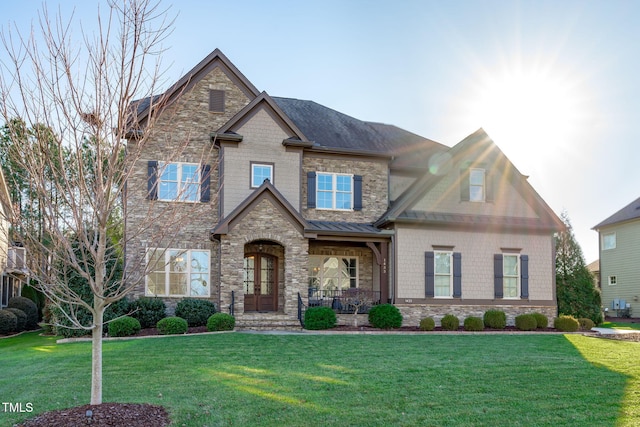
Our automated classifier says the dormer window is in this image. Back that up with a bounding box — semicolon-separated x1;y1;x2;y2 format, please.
460;165;492;203
251;163;273;188
469;168;485;202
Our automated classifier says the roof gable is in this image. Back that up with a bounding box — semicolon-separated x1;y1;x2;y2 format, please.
593;196;640;229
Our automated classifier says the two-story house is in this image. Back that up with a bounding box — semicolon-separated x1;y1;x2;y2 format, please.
593;196;640;318
125;49;563;328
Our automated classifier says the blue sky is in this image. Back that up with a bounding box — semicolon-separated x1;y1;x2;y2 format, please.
3;0;639;262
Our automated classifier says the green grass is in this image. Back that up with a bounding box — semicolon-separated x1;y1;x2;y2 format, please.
600;321;640;330
1;331;639;426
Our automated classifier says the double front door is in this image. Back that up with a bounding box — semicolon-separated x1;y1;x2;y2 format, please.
243;254;278;312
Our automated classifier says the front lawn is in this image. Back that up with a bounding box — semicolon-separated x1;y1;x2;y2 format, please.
1;331;638;426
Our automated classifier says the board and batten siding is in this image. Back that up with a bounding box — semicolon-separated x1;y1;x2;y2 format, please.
395;226;555;301
599;219;640;316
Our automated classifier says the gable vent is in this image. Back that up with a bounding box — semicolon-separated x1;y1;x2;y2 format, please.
209;89;225;113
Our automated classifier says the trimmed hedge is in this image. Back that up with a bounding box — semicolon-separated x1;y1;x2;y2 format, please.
157;316;188;335
0;309;17;334
483;310;507;329
131;297;166;328
419;317;435;331
554;315;579;332
5;308;26;332
368;304;403;329
532;313;549;329
440;314;460;331
304;306;336;330
8;296;38;329
207;313;236;331
515;314;537;331
108;316;141;337
463;316;484;331
175;299;217;327
578;318;595;331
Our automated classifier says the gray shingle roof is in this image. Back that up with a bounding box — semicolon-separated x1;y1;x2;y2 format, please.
593;196;640;229
272;97;443;155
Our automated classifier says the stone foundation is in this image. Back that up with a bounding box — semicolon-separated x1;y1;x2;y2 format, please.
397;304;557;327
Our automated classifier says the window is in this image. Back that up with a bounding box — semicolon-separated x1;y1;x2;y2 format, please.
608;275;617;286
146;249;210;297
251;163;273;188
503;254;520;298
158;162;201;202
308;256;358;294
603;232;616;250
317;173;353;210
469;168;485;202
434;252;452;297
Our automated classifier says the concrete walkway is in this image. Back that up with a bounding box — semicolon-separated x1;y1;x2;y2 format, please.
592;327;640;335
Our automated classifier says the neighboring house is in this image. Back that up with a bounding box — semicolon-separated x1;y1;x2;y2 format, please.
586;259;600;289
125;49;564;328
593;196;640;318
0;168;27;308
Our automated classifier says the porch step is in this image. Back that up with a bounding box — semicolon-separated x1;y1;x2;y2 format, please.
235;313;303;331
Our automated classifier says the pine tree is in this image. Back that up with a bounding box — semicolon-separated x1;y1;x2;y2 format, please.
555;212;602;324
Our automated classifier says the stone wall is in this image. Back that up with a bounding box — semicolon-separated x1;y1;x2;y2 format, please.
397;304;558;327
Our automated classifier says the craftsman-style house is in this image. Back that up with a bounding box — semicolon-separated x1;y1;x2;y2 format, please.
124;49;563;328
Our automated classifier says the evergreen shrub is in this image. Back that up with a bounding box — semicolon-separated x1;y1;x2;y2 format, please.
532;313;548;329
515;314;537;331
0;309;17;334
419;317;435;331
108;316;141;337
463;316;484;331
131;297;166;328
175;299;216;327
8;296;38;329
554;315;579;332
157;316;188;335
368;304;402;329
5;308;26;332
207;313;236;331
483;310;507;329
304;306;336;330
440;314;460;331
578;318;595;331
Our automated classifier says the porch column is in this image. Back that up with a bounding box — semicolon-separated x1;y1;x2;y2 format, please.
367;241;389;304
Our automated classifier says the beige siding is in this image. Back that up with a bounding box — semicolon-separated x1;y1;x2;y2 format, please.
599;219;640;316
395;226;555;301
389;173;416;201
222;107;301;216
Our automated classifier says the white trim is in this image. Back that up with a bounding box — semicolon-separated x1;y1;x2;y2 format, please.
608;275;617;286
469;168;486;202
602;232;616;250
157;162;201;202
316;172;354;211
502;254;521;299
251;163;273;188
433;251;453;298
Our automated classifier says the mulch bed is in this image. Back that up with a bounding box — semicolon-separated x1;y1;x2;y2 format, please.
16;403;170;427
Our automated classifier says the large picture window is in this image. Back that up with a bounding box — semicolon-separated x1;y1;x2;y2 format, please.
158;162;201;202
317;173;353;210
308;256;358;294
146;249;210;297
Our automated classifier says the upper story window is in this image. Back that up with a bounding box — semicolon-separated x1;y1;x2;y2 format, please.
317;173;353;210
158;162;201;202
469;168;485;202
603;232;616;250
251;163;273;188
503;254;520;298
146;248;210;297
434;251;453;298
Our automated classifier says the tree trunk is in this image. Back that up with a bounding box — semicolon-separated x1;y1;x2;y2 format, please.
90;305;104;405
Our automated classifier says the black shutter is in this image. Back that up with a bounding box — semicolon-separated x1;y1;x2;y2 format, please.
453;252;462;297
460;168;470;201
494;254;503;298
520;255;529;299
147;161;158;200
425;251;435;297
200;164;211;203
307;171;316;209
353;175;362;211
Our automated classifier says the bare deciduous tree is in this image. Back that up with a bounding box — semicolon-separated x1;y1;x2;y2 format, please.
0;0;212;405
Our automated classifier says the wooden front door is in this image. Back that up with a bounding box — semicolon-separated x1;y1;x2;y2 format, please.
243;254;278;312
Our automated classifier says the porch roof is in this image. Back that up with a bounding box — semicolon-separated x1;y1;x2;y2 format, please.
305;220;393;241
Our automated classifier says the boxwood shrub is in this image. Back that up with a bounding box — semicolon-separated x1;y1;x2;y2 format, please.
483;310;507;329
368;304;402;329
515;314;537;331
5;308;26;332
304;306;336;330
578;317;595;331
440;314;460;331
419;317;435;331
554;315;579;332
532;312;549;329
131;297;167;328
0;309;17;334
175;299;217;327
8;296;38;329
157;316;188;335
207;313;236;331
108;316;141;337
463;316;484;331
